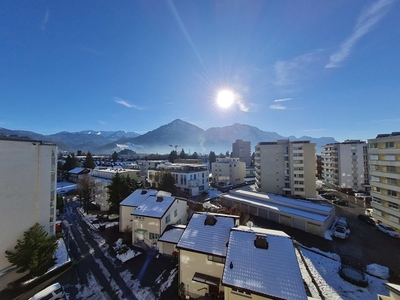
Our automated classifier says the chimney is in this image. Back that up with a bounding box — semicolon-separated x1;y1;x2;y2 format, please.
141;190;147;195
254;234;268;249
156;196;164;202
204;214;217;226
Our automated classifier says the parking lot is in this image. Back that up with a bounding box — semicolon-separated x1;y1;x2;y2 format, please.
253;191;400;282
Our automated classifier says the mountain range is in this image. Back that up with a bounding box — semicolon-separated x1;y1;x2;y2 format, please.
0;119;337;155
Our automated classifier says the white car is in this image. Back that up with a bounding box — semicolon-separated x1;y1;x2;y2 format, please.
376;223;400;238
333;226;347;239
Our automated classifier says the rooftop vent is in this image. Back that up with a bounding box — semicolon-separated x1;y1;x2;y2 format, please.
141;190;147;195
156;196;164;202
254;234;268;250
204;214;217;226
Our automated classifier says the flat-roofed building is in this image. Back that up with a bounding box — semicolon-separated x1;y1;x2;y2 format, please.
255;139;317;198
211;157;246;187
322;140;369;192
232;139;251;166
0;137;57;290
368;132;400;231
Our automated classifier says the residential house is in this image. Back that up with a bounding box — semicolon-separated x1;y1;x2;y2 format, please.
222;226;308;300
147;162;209;196
131;192;187;248
157;224;186;256
67;167;89;183
0;137;57;291
176;213;240;299
119;189;158;232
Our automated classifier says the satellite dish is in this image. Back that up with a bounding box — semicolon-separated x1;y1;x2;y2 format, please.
246;221;253;229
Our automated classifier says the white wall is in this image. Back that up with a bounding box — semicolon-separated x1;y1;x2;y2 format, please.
0;139;57;290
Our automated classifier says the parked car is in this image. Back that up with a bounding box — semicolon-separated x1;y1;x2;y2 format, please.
376;223;400;238
29;282;65;300
354;193;366;198
334;226;347;239
332;198;349;206
337;217;348;229
357;214;375;226
321;193;337;200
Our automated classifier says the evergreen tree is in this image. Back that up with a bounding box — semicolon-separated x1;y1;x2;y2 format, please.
209;151;216;170
225;150;230;157
168;150;178;163
107;173;138;214
77;175;96;214
5;223;58;275
179;148;186;159
159;172;176;194
64;153;80;171
191;151;198;159
83;151;96;169
112;151;119;162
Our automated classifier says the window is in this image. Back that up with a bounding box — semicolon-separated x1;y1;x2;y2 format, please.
207;255;225;263
294;180;304;185
370;155;378;160
385;155;395;161
174;209;177;217
370;165;379;171
135;216;144;220
370;176;380;182
388;202;398;210
372;197;381;204
149;233;159;240
369;143;378;149
165;214;171;224
388;190;397;197
293;160;303;164
387;166;396;172
386;141;395;148
387;178;397;185
295;187;304;191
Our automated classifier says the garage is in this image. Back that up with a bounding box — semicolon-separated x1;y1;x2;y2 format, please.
293;218;306;231
269;211;279;223
161;242;176;256
307;222;321;236
280;215;292;227
259;209;268;218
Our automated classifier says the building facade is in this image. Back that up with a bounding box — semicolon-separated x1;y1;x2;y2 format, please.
254;140;317;198
211;157;246;186
147;162;209;196
368;133;400;231
0;138;57;290
322;140;369;192
231;139;251;167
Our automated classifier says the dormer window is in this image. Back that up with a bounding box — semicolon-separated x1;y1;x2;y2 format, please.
254;234;268;249
204;214;217;226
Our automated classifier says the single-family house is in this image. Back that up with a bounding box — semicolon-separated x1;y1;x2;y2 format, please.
119;189;158;232
176;212;240;299
131;192;187;248
67;167;89;182
222;226;308;300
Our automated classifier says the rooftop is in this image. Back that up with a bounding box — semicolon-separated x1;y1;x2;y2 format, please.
132;192;178;218
158;224;187;244
177;212;237;256
222;226;307;300
120;189;158;207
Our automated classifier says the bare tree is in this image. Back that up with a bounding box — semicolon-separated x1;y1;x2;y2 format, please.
77;174;97;214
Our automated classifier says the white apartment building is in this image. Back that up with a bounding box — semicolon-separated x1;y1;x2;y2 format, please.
147;162;209;196
231;139;251;166
211;157;246;186
137;160;167;177
0;137;57;290
322;140;369;192
368;133;400;231
254;140;316;198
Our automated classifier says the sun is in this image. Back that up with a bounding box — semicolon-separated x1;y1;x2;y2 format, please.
217;90;234;108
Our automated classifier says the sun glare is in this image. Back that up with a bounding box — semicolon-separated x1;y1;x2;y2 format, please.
217;90;234;108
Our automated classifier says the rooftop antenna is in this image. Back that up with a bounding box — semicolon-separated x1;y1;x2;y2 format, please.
246;221;254;230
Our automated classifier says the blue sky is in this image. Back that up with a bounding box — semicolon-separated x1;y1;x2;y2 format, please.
0;0;399;142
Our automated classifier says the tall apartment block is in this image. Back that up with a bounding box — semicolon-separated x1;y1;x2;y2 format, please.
254;139;317;198
231;139;251;166
0;137;57;290
368;133;400;231
211;157;246;186
321;140;369;192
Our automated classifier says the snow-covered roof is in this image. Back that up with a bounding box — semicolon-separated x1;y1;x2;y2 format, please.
158;225;187;244
68;167;85;174
222;226;307;300
131;194;177;218
177;213;236;256
56;181;77;193
221;190;332;223
120;189;158;207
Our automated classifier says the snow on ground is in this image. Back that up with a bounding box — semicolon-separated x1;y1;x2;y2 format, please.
119;269;156;300
48;238;71;272
157;266;178;298
113;238;142;263
297;246;389;299
75;271;109;300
